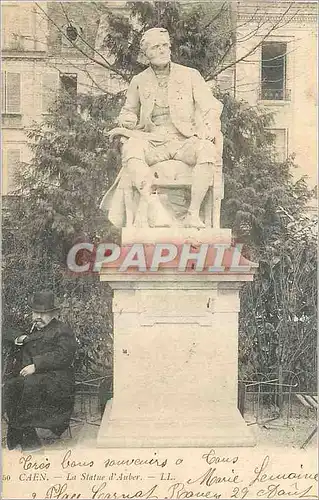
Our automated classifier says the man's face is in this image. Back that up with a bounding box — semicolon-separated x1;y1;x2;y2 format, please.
145;39;171;67
32;311;54;329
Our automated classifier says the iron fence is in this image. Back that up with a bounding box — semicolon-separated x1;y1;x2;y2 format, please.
238;370;317;427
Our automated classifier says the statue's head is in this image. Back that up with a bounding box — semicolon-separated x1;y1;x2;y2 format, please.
140;28;171;67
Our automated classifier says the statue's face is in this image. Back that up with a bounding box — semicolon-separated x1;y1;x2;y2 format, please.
145;37;171;67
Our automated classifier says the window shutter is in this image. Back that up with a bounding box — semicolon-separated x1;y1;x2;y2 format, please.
1;149;8;195
7;149;21;192
6;72;21;113
1;72;6;112
42;72;59;113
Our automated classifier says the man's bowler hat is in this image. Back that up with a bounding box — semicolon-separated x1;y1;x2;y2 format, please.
28;291;60;313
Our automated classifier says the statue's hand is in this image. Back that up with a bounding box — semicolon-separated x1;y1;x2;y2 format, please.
118;120;136;130
107;128;120;142
107;127;132;142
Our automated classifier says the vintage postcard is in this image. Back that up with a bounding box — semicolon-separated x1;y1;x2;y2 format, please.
1;1;318;499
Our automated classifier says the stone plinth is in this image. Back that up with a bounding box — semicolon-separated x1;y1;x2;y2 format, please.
121;227;231;245
97;270;256;448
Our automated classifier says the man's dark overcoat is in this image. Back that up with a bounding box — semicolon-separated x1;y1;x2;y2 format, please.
4;318;77;433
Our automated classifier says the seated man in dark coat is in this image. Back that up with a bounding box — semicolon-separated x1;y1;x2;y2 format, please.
3;291;77;451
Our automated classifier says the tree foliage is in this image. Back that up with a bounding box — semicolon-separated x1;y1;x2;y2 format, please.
2;91;121;377
102;1;233;81
3;1;317;387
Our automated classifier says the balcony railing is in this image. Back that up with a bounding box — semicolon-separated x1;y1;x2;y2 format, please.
259;88;291;101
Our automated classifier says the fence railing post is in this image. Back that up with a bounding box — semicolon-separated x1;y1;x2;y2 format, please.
238;381;245;416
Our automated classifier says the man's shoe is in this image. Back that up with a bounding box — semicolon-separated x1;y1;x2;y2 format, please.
50;425;68;438
6;426;23;450
21;428;42;452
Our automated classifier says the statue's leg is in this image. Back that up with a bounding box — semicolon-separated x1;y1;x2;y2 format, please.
174;138;214;228
186;162;213;228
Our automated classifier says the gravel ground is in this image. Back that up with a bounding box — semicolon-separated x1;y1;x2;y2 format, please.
4;416;316;451
247;415;317;449
2;409;317;451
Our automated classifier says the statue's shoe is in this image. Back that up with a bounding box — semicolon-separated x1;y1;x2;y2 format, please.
183;212;205;228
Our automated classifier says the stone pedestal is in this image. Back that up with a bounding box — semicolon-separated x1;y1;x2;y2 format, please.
121;227;232;245
97;267;256;447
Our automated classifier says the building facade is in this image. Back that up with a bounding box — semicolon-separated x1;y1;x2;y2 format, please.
1;1;317;194
2;2;46;193
235;1;317;188
1;1;113;194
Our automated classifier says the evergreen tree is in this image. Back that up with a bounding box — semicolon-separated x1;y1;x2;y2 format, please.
2;90;122;376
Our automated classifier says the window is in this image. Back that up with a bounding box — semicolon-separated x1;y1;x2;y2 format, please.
2;148;21;194
42;72;59;113
60;73;77;98
2;4;37;51
42;73;77;113
1;72;21;114
260;42;290;101
271;129;288;162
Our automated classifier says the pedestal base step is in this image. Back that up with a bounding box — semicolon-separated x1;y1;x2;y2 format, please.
97;402;255;448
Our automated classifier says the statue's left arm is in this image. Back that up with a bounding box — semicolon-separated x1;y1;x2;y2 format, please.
191;69;224;158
